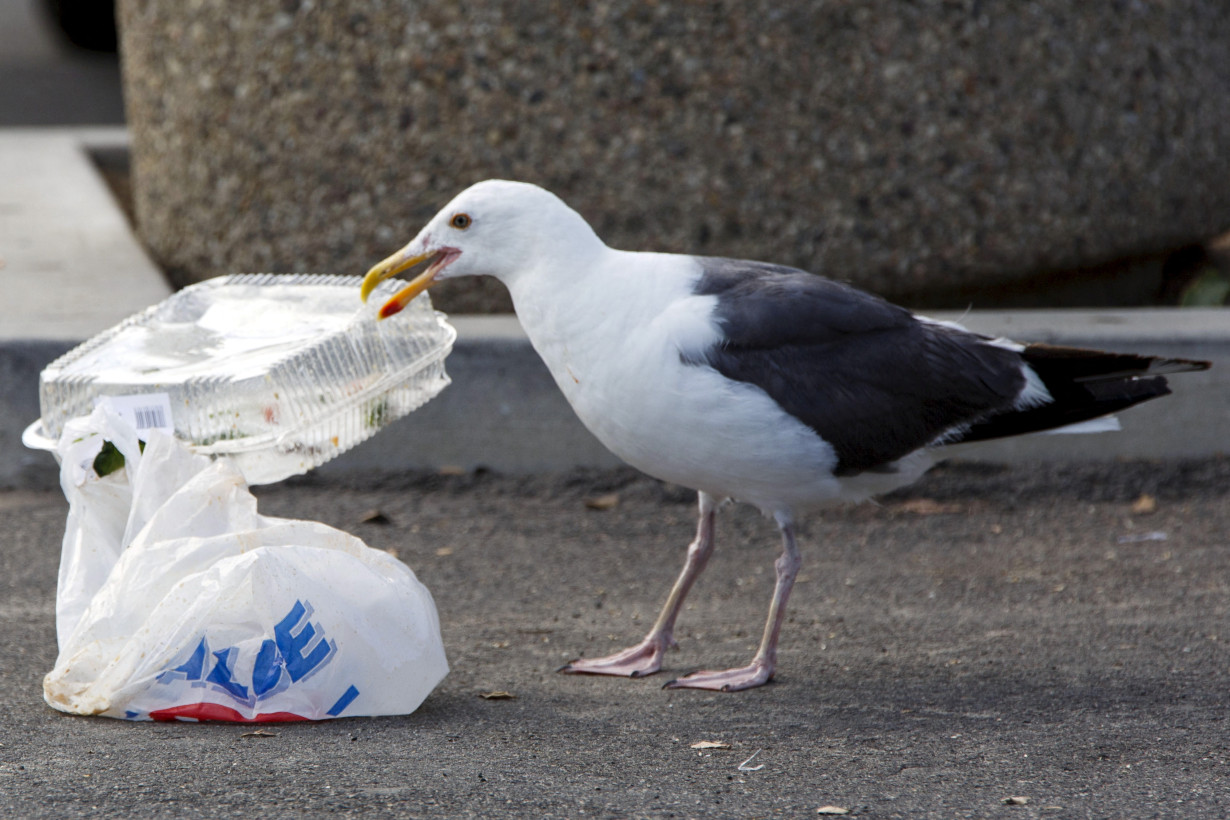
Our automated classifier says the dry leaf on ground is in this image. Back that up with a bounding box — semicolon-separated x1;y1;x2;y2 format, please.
357;509;390;525
584;493;620;510
690;740;731;750
1132;494;1157;515
897;498;963;515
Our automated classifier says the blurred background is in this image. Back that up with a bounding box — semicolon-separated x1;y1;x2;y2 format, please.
0;0;123;125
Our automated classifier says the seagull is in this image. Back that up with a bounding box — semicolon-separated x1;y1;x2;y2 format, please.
360;179;1209;692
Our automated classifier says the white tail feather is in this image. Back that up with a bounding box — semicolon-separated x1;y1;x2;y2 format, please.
1043;415;1122;435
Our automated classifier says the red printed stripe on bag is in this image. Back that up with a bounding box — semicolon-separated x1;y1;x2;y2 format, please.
149;703;311;723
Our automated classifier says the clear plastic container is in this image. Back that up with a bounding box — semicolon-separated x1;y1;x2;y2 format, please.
25;273;455;484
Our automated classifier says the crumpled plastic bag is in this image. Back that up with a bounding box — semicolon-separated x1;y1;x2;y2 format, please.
44;405;448;721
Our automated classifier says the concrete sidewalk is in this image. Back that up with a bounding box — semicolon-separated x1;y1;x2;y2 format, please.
1;128;1227;489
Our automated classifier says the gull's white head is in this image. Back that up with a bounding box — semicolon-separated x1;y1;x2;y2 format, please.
361;179;604;318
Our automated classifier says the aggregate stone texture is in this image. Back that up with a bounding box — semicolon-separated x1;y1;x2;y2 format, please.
118;0;1230;312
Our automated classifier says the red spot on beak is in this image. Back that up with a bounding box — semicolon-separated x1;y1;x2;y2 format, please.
379;300;407;319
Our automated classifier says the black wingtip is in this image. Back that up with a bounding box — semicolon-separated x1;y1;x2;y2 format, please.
1022;343;1211;381
952;345;1209;446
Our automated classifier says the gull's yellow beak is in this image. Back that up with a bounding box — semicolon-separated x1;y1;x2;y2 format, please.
360;248;439;319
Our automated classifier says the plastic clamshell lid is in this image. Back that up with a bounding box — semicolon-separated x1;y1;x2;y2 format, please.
37;273;455;484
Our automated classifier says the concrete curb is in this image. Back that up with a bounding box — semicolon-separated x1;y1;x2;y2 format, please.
2;128;1227;488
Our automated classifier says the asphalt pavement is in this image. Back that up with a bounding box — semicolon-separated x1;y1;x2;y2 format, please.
3;459;1229;818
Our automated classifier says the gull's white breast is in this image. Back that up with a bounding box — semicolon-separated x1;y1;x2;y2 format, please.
502;250;918;512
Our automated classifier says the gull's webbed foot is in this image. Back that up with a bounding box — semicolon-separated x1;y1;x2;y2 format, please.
558;636;674;678
663;659;774;692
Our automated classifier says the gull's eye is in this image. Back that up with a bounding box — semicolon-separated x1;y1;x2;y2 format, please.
450;212;472;230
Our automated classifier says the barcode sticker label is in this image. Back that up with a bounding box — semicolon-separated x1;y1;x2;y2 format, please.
94;393;176;439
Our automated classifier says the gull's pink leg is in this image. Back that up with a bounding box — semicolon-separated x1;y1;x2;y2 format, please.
665;511;801;692
560;492;718;678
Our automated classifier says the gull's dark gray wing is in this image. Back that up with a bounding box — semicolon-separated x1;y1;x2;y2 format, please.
686;258;1028;475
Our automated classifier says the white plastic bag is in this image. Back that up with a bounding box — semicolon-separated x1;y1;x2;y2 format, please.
44;405;448;722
